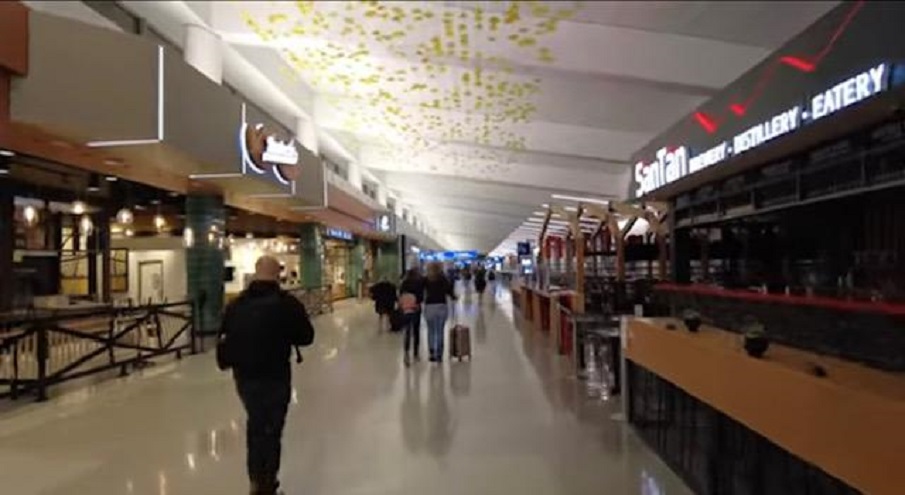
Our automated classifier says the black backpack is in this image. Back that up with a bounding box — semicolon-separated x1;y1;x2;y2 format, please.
216;293;302;371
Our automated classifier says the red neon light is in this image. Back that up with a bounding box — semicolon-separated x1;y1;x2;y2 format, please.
779;56;816;72
729;103;747;116
693;0;865;133
693;112;718;134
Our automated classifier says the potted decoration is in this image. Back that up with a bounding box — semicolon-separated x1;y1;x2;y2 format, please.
682;309;702;333
742;321;769;358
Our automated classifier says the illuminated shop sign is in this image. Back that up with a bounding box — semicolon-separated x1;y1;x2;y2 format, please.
239;122;300;186
634;63;889;197
325;228;353;241
376;214;395;233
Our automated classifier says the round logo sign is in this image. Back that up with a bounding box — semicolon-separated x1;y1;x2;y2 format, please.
240;123;301;184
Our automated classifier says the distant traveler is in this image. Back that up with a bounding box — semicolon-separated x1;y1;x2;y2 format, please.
370;277;398;332
474;266;487;299
423;262;456;362
217;256;315;495
399;268;426;366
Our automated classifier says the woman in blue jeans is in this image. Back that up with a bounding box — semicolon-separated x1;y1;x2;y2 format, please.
422;262;456;362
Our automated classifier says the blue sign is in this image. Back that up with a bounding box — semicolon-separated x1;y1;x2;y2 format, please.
325;228;353;241
420;250;479;261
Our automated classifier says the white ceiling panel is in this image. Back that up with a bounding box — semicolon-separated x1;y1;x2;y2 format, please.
115;0;835;254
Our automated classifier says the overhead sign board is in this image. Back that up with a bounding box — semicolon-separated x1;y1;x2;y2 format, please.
420;250;479;261
634;63;890;198
324;227;353;241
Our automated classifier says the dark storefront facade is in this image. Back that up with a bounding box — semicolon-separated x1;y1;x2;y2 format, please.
625;3;905;494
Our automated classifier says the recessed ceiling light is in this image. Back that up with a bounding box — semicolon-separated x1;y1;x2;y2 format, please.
72;200;87;215
105;175;119;182
86;174;101;193
0;150;15;157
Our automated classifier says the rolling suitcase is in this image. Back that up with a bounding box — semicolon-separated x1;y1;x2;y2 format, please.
389;308;406;333
450;324;472;361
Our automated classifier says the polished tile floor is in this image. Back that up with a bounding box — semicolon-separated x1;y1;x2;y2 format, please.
0;286;691;495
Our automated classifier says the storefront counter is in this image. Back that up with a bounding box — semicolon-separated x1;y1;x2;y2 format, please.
625;317;905;494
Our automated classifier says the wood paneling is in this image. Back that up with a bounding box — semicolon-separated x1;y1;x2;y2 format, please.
626;318;905;495
0;2;29;76
327;184;377;222
0;73;9;146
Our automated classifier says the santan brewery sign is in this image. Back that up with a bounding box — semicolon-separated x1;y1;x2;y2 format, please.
634;63;889;197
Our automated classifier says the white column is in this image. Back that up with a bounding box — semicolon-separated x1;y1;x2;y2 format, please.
376;184;388;207
347;161;362;189
183;24;224;84
294;116;319;155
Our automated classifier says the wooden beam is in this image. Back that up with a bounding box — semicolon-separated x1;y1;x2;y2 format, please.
582;203;609;220
657;211;670;280
606;213;626;282
537;207;552;269
572;210;585;314
621;216;638;240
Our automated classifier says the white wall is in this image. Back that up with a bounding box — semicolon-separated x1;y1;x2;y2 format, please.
113;237;187;304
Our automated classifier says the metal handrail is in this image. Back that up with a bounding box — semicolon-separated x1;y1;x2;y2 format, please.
286;287;333;315
0;300;199;402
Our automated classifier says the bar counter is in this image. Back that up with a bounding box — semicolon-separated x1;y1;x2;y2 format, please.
655;284;905;371
657;283;905;316
625;317;905;494
517;285;577;332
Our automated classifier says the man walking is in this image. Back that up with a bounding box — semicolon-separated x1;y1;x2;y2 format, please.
219;256;315;495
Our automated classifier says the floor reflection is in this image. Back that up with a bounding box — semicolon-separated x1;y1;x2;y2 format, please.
449;360;472;397
0;288;690;495
400;364;457;460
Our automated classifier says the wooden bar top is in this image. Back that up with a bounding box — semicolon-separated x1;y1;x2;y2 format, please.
522;286;577;298
626;317;905;495
656;283;905;316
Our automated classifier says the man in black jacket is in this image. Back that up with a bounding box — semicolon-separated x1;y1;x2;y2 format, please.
221;256;315;495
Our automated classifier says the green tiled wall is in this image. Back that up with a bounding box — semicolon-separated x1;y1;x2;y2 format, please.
376;240;401;281
346;240;365;297
300;223;324;289
185;195;225;334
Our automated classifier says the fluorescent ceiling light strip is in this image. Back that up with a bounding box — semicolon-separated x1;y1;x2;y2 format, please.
550;194;611;205
158;45;165;141
86;139;160;148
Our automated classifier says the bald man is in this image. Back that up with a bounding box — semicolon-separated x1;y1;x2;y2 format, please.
219;255;315;495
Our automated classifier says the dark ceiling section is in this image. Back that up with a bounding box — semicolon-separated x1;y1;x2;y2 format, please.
225;207;303;238
3;153;309;239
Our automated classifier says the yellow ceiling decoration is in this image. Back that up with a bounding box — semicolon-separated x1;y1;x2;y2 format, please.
243;0;580;168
